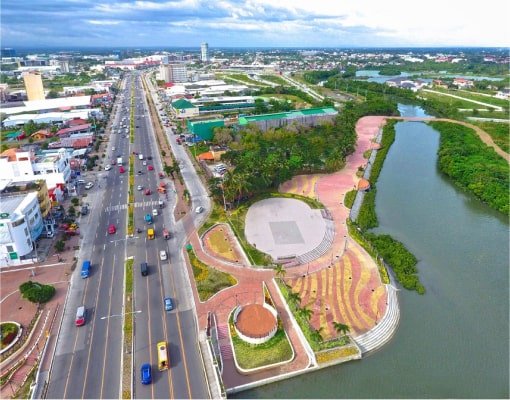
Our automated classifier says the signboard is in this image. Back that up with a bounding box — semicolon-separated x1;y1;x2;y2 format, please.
9;252;18;260
0;213;9;219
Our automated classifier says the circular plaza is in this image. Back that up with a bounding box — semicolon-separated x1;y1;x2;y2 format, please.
244;198;330;262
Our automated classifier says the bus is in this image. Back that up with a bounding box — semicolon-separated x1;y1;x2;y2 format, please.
157;341;169;371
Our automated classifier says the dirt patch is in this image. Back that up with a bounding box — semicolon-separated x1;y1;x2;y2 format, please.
202;224;244;264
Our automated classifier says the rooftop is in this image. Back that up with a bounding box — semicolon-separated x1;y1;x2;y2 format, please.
0;194;26;217
235;304;277;339
238;107;337;124
172;98;196;110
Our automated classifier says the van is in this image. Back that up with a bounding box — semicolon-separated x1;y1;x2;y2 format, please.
141;262;148;276
75;306;86;326
81;260;91;278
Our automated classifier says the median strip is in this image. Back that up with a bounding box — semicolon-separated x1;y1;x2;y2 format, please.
121;257;134;399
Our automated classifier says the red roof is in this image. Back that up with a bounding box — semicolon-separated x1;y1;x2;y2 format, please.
197;151;214;161
71;138;93;148
57;123;92;136
67;118;88;127
164;82;174;88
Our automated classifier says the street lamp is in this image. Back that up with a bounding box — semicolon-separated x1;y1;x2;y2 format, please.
100;310;142;320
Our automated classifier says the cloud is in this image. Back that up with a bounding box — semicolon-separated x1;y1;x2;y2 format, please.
1;0;509;47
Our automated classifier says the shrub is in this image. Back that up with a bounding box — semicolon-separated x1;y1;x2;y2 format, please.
19;281;56;304
344;190;357;209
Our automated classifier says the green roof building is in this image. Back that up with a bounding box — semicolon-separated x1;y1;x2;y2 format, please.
238;107;337;131
172;98;199;119
187;119;225;141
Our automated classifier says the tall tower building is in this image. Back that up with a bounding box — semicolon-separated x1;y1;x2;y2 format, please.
23;71;45;101
200;42;209;62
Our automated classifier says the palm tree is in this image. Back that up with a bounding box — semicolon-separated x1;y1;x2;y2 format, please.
287;291;301;306
310;327;323;343
333;321;350;336
298;306;313;321
274;264;286;279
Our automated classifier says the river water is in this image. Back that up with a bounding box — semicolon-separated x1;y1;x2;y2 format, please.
237;104;509;399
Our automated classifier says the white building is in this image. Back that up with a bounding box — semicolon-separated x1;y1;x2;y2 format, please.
160;63;188;83
0;148;72;199
201;42;209;62
0;192;43;267
0;95;91;116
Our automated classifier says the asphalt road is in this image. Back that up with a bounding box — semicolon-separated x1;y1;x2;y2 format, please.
47;76;134;399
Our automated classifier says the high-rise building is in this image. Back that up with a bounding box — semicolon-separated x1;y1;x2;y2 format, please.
23;71;45;101
160;63;188;83
201;42;209;62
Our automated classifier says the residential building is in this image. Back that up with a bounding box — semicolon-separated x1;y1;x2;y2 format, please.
0;179;52;219
452;78;474;89
23;71;45;101
495;88;510;99
56;123;92;137
171;98;199;119
201;42;210;62
0;192;43;267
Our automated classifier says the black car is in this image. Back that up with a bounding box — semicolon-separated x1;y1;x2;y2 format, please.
147;156;152;160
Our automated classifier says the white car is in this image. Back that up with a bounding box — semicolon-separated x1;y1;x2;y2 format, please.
137;185;143;191
142;161;147;166
85;182;94;190
105;164;112;171
195;206;204;214
152;209;158;217
159;250;167;261
112;146;116;151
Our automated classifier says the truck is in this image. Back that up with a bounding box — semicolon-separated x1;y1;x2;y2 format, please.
117;157;123;165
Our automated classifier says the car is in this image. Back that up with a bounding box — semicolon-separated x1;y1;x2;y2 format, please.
108;224;116;234
137;170;142;175
147;165;154;171
142;160;147;166
152;209;158;217
112;146;116;151
119;166;125;173
195;206;204;214
144;189;151;195
164;297;173;311
140;363;152;385
159;250;167;261
81;205;89;216
137;185;143;191
85;182;94;190
76;179;86;185
105;164;112;171
75;306;86;326
147;156;152;160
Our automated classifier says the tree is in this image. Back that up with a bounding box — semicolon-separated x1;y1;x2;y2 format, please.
274;264;286;279
287;291;301;306
212;127;234;146
298;306;313;321
54;240;65;253
333;322;350;336
47;90;59;99
310;327;324;343
19;281;56;304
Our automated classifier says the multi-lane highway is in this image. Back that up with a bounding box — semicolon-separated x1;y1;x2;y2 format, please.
46;72;210;399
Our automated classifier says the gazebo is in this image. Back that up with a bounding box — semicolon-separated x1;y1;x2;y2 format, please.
234;304;277;345
357;178;371;191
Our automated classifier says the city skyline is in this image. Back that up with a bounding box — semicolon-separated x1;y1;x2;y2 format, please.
2;0;509;48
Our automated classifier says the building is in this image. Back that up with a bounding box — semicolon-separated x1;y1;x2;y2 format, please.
56;123;92;137
2;109;95;128
159;64;171;83
160;63;188;83
171;99;199;119
0;95;92;116
0;148;71;199
452;78;474;89
23;71;45;101
187;119;225;141
201;42;209;62
0;192;44;266
1;179;52;219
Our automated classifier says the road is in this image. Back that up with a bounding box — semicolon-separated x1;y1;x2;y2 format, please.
47;75;133;399
130;72;209;399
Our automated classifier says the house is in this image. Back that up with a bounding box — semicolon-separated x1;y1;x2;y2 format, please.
56;123;92;137
30;129;53;141
452;78;474;89
495;88;510;99
386;77;428;92
66;117;88;127
432;79;449;89
197;149;226;162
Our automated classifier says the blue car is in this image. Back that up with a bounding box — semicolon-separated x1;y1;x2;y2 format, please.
164;297;174;311
140;363;152;385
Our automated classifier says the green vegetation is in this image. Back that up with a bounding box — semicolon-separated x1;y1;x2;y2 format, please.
254;85;324;107
365;233;424;294
230;319;293;370
122;258;134;400
187;248;237;301
356;120;397;230
343;189;357;209
0;323;19;350
352;120;424;293
260;74;289;86
431;121;509;215
277;280;350;351
257;93;311;107
19;281;56;304
432;88;509;109
303;69;340;84
470;121;510;153
315;345;360;364
225;73;269;86
375;65;402;76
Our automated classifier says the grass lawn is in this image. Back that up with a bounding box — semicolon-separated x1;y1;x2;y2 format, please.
257;94;311;108
433;88;509;109
187;248;237;301
260;74;289;86
206;226;239;263
470;121;510;153
219;73;269;87
421;91;491;110
230;324;293;370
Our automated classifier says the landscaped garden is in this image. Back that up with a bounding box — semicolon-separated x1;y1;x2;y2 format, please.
187;248;237;301
229;317;293;370
202;224;243;264
0;322;20;351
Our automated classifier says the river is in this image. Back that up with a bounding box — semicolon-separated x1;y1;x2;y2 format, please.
236;104;509;399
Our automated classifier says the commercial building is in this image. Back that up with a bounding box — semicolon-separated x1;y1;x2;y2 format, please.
187;119;225;141
23;71;45;101
171;98;199;119
201;42;209;62
0;95;92;116
162;63;188;83
1;179;52;219
0;192;43;266
2;109;95;128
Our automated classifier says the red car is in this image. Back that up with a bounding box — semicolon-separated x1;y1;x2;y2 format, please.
144;189;151;196
147;165;154;171
108;224;116;234
119;166;125;173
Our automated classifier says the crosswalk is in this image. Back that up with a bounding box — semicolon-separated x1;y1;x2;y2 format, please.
104;200;161;212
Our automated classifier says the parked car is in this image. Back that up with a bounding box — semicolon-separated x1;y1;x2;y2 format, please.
164;297;173;311
81;205;89;216
140;363;152;385
105;164;112;171
108;224;116;234
85;182;94;190
195;206;204;214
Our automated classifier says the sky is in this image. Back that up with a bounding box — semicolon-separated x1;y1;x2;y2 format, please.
2;0;509;48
